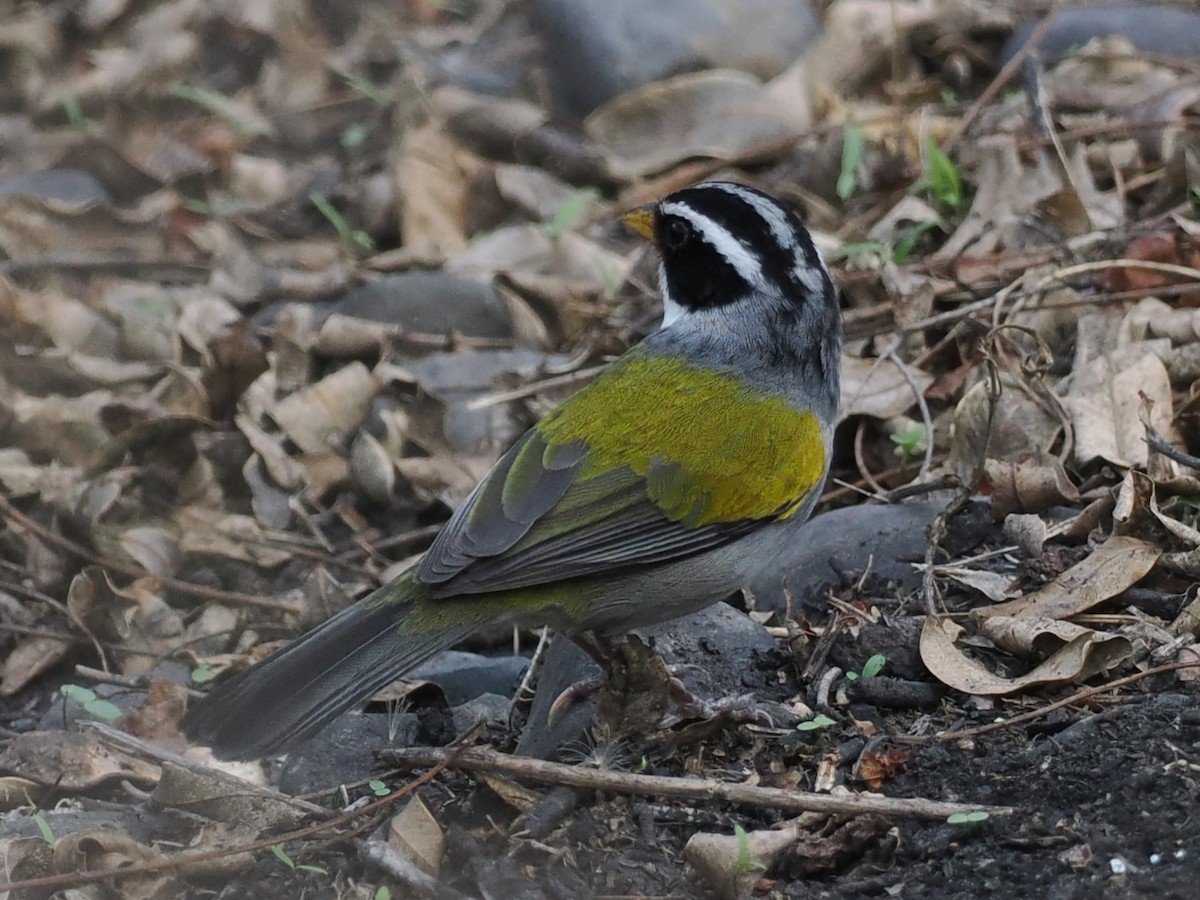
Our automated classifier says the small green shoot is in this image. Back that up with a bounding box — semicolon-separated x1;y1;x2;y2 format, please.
60;684;121;724
270;844;328;875
861;653;888;679
341;121;371;150
309;192;374;254
732;823;767;874
892;220;943;264
891;425;928;464
797;713;837;732
825;240;887;266
191;664;216;685
374;887;392;900
845;654;888;682
368;779;391;797
947;810;990;826
542;188;600;239
340;72;390;107
837;123;865;201
169;83;272;138
33;813;57;848
59;94;97;130
923;139;963;210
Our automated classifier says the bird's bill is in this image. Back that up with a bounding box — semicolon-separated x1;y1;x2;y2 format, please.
620;205;656;242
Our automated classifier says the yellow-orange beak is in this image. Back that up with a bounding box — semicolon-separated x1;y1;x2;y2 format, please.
620;205;656;243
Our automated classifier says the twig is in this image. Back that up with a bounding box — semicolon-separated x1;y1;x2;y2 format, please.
946;0;1065;150
0;495;296;612
0;735;469;895
922;480;972;617
378;746;1010;820
359;840;472;900
1145;430;1200;470
884;347;934;480
938;660;1200;741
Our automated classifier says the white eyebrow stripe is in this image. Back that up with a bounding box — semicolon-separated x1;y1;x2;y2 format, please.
702;182;831;294
706;182;797;251
659;200;763;285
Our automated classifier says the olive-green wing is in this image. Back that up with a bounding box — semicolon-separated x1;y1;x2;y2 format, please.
413;352;827;597
413;429;756;595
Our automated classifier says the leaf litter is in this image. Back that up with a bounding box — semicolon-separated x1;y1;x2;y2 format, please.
0;1;1199;898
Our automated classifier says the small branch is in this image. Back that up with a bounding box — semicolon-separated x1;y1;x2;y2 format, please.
0;495;297;612
1145;429;1200;470
378;746;1010;820
938;660;1200;741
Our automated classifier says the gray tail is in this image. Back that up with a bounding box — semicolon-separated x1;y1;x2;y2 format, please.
182;578;473;760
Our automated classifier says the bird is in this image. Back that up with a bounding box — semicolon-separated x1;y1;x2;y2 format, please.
182;181;843;760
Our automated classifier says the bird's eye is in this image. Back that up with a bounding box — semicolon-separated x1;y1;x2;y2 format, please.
662;219;691;250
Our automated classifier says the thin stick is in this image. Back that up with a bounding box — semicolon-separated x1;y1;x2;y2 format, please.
885;347;935;480
0;495;296;612
938;660;1200;741
946;1;1065;150
0;738;468;895
378;746;1010;820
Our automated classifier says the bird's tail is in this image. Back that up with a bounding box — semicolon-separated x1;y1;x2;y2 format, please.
181;575;478;760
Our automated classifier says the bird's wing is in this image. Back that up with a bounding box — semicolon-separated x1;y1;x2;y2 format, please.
413;351;827;595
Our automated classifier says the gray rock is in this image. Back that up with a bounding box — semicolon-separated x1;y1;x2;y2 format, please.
1001;5;1200;67
409;650;530;705
533;0;821;117
278;712;420;795
450;691;513;735
747;501;943;616
517;602;777;759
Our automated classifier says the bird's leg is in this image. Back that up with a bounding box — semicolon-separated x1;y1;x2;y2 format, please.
548;633;670;734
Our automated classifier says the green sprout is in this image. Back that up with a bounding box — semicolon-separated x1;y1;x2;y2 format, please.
797;713;837;732
309;192;374;254
837;123;866;201
921;139;963;210
891;425;928;464
947;811;990;825
732;823;767;874
542;188;600;239
60;684;121;727
270;844;328;875
368;779;391;797
845;654;888;682
33;813;57;848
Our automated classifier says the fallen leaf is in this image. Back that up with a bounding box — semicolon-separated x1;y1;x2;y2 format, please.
840;356;933;419
975;536;1160;621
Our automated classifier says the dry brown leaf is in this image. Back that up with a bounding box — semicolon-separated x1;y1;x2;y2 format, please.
0;730;158;789
271;361;379;453
920;616;1128;697
1066;349;1173;468
974;536;1160;621
980;615;1132;671
840;356;933;419
54;829;176;900
389;796;446;877
854;747;909;790
938;567;1020;604
586;69;806;178
0;635;72;696
983;452;1080;520
394;121;476;257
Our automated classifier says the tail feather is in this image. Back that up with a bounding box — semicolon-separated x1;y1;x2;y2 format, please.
182;578;476;760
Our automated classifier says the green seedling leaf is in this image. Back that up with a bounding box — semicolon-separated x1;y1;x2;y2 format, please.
191;664;216;684
298;864;329;874
33;813;57;847
797;714;837;732
310;192;374;254
947;811;990;825
542;188;599;239
375;887;392;900
892;219;942;264
368;779;390;797
837;123;865;200
83;699;121;721
60;684;96;704
861;654;888;679
925;139;963;210
732;823;766;874
271;845;295;868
